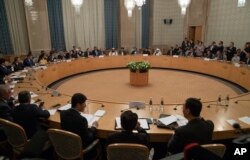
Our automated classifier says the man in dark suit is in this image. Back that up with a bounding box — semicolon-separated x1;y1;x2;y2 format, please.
0;58;11;78
91;46;100;57
60;93;98;148
23;52;35;67
107;110;149;147
245;53;250;65
168;98;214;154
226;42;236;61
13;91;50;139
0;84;13;141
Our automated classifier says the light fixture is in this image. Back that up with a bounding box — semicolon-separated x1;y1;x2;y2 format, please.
134;0;146;9
238;0;246;7
177;0;191;15
71;0;84;13
124;0;136;17
25;0;33;7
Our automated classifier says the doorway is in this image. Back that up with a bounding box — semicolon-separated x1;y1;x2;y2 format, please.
188;26;202;42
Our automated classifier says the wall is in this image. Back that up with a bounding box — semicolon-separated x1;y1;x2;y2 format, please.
206;0;250;48
152;0;185;47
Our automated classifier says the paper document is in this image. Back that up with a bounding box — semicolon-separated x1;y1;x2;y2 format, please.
115;117;149;130
239;116;250;125
175;115;188;126
226;119;238;126
58;104;71;111
94;110;106;117
48;109;57;115
81;113;100;126
158;115;177;126
30;92;38;98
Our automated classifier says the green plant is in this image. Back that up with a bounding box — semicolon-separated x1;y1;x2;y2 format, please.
127;61;151;72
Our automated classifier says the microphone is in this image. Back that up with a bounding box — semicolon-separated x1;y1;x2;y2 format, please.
235;99;250;104
173;105;178;110
232;123;250;144
18;86;40;91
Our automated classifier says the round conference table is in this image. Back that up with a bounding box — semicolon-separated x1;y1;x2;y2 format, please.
14;56;250;142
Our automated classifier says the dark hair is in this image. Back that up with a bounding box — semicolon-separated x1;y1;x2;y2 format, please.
71;93;87;108
18;91;31;103
185;98;202;117
121;110;138;131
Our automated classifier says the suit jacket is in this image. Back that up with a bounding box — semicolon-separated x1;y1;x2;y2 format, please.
23;58;35;67
91;50;100;57
13;103;50;139
107;128;149;147
246;58;250;65
0;98;13;140
60;108;97;148
12;62;24;71
0;65;11;76
168;118;214;154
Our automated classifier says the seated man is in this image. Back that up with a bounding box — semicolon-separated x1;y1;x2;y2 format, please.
107;110;149;146
13;91;50;138
168;98;214;154
0;84;13;141
60;93;98;148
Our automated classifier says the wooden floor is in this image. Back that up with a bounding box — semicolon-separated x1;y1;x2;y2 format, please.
54;69;242;104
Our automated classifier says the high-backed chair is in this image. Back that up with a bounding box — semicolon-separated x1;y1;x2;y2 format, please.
201;144;226;158
47;128;101;160
0;118;28;157
107;143;149;160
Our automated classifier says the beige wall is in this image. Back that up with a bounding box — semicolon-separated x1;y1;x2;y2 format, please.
152;0;185;47
24;0;51;53
206;0;250;48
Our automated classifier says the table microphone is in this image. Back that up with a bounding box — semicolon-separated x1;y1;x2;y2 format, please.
18;86;40;91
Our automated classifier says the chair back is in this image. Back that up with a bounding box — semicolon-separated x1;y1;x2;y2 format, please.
107;143;149;160
0;118;28;154
201;144;226;158
47;129;83;160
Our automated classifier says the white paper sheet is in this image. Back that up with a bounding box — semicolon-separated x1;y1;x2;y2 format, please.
48;109;57;115
115;117;149;130
57;104;71;111
175;115;188;126
81;113;100;126
158;115;177;126
94;110;106;117
239;116;250;125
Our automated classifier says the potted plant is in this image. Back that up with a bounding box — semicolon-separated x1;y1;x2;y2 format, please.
127;61;151;86
127;61;151;72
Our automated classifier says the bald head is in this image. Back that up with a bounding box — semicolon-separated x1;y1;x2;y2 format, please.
0;84;11;100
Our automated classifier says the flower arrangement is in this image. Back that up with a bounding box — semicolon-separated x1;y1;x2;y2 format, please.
127;61;151;72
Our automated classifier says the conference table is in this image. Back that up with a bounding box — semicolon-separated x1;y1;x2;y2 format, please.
13;55;250;142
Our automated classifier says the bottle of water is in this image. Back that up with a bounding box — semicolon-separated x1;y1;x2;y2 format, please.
225;95;229;106
160;97;164;112
217;95;221;106
149;97;153;112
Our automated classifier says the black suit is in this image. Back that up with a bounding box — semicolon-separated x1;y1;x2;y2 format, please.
23;58;35;67
226;47;236;61
0;65;11;77
168;118;214;154
107;128;149;147
60;108;97;148
0;98;13;141
13;103;50;139
12;62;24;71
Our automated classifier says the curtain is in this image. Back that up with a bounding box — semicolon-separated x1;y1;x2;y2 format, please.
142;0;150;48
4;0;29;55
0;0;13;55
104;0;119;49
47;0;66;51
62;0;105;51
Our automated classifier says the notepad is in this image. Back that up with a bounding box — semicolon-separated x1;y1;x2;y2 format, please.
81;113;100;126
115;117;149;130
57;104;71;111
175;115;188;126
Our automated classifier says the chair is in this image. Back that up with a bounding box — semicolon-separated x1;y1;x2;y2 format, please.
107;143;149;160
0;118;28;157
201;144;226;158
47;128;101;160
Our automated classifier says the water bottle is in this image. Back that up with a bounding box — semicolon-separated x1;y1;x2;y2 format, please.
149;97;153;112
160;97;164;112
225;95;229;106
217;95;221;106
